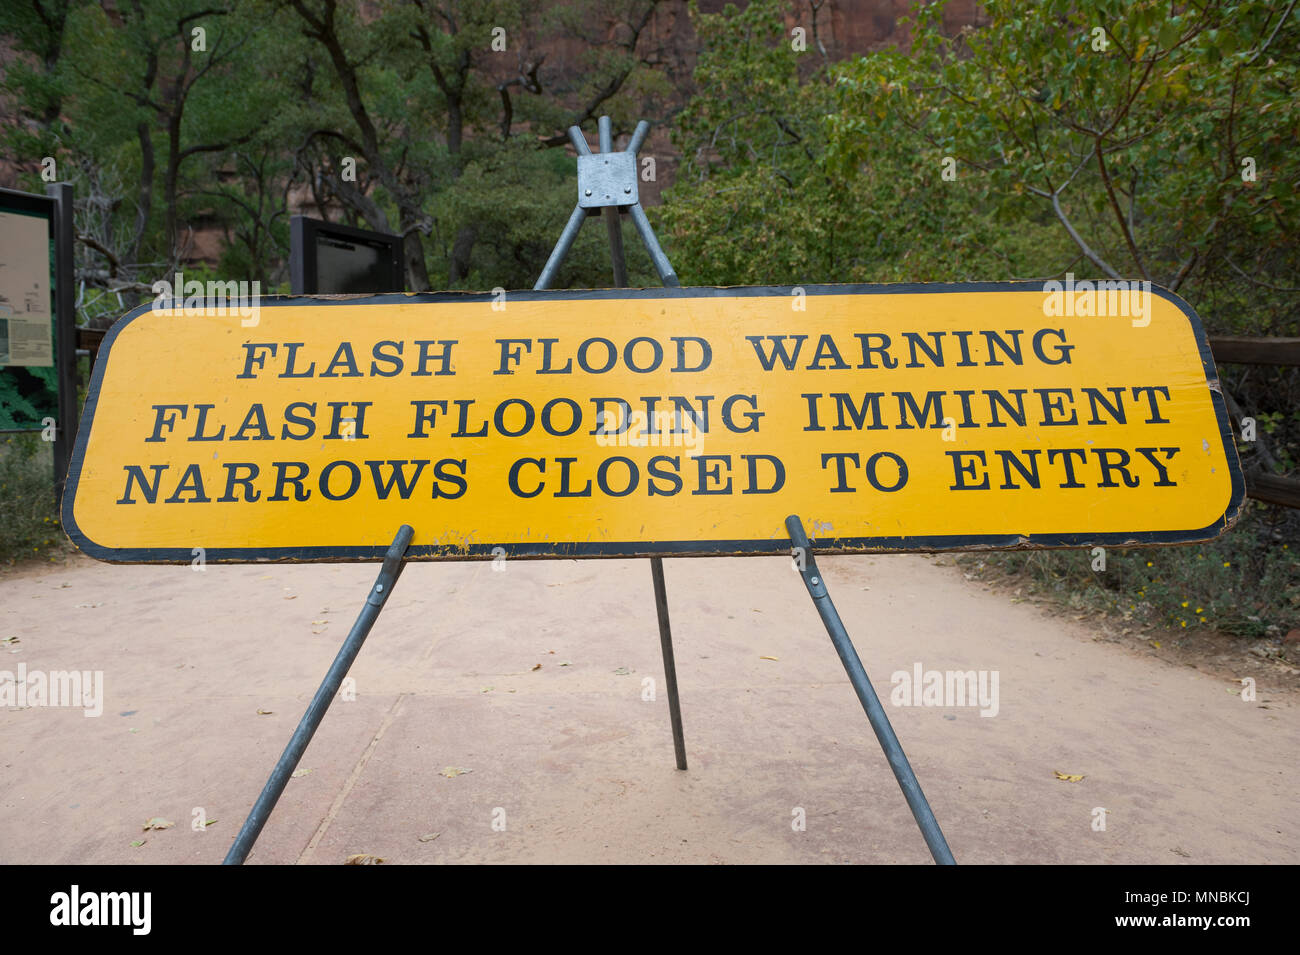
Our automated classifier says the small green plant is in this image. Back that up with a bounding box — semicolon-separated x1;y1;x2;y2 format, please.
0;433;66;564
961;502;1299;641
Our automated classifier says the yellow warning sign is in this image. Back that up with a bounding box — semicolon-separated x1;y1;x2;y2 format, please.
62;284;1242;563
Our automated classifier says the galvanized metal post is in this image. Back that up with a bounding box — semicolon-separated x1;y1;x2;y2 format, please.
597;116;630;289
534;202;590;292
626;203;679;288
223;525;414;864
785;515;957;865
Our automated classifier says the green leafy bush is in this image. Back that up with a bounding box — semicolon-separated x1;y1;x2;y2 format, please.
0;434;65;564
962;502;1299;640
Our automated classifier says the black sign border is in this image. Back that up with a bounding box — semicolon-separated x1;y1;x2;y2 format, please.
61;281;1246;564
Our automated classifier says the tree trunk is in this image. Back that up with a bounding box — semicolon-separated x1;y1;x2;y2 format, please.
401;211;431;291
449;226;477;284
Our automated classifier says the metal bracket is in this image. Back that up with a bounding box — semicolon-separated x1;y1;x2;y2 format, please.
578;151;638;208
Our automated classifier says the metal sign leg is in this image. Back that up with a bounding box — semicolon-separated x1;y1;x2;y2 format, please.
534;116;688;770
785;515;957;865
534;202;590;292
222;524;415;864
651;556;688;770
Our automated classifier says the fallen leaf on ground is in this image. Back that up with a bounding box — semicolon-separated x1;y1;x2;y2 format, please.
613;667;631;676
130;839;146;848
480;686;494;693
291;768;312;778
759;655;779;661
345;853;384;865
418;832;441;843
440;766;472;778
1053;771;1085;782
2;637;19;645
257;708;273;715
311;620;328;626
531;663;542;671
142;817;174;831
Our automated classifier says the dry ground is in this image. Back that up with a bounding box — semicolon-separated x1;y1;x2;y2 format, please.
1;552;1295;864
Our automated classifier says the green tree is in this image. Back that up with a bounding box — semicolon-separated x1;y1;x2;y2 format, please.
276;0;673;289
830;0;1299;471
660;0;1070;285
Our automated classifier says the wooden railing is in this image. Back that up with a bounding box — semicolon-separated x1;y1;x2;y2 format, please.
1209;335;1300;509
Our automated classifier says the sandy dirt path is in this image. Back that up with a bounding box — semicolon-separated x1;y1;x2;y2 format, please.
1;552;1295;864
